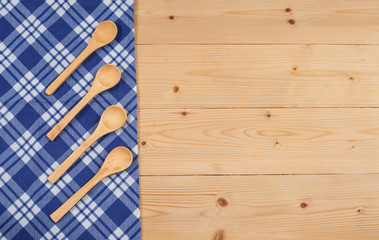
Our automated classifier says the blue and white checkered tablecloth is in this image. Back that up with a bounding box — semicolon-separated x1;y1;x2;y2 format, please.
0;0;140;239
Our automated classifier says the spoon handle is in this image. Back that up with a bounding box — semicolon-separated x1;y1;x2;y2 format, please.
50;172;104;223
47;131;100;184
46;91;95;141
45;45;96;95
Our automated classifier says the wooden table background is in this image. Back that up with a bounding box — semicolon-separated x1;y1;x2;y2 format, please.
134;0;379;239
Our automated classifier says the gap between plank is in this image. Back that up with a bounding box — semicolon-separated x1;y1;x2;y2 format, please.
135;43;379;46
140;173;379;177
138;107;379;110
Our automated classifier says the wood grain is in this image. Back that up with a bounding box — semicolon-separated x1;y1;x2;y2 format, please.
135;0;379;44
141;174;379;239
139;108;379;175
137;45;379;109
135;0;379;238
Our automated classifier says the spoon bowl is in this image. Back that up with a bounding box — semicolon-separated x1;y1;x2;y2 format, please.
45;21;118;95
50;146;133;223
47;105;127;184
93;64;121;90
93;21;118;45
100;105;127;131
46;64;121;141
101;147;133;175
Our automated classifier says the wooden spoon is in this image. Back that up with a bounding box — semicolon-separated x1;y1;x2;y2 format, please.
50;146;133;223
47;105;127;184
46;64;121;141
45;21;118;95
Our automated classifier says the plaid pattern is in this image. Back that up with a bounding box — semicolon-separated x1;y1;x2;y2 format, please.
0;0;140;239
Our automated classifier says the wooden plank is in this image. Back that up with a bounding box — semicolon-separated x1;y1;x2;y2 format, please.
135;0;379;45
137;45;379;108
141;174;379;239
139;108;379;175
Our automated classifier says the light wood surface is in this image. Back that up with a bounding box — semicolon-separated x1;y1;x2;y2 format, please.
137;45;379;109
138;108;379;175
51;147;133;223
141;175;379;239
47;106;126;184
45;21;117;95
135;0;379;238
136;0;379;45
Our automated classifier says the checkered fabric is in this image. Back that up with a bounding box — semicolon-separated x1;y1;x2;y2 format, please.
0;0;140;239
